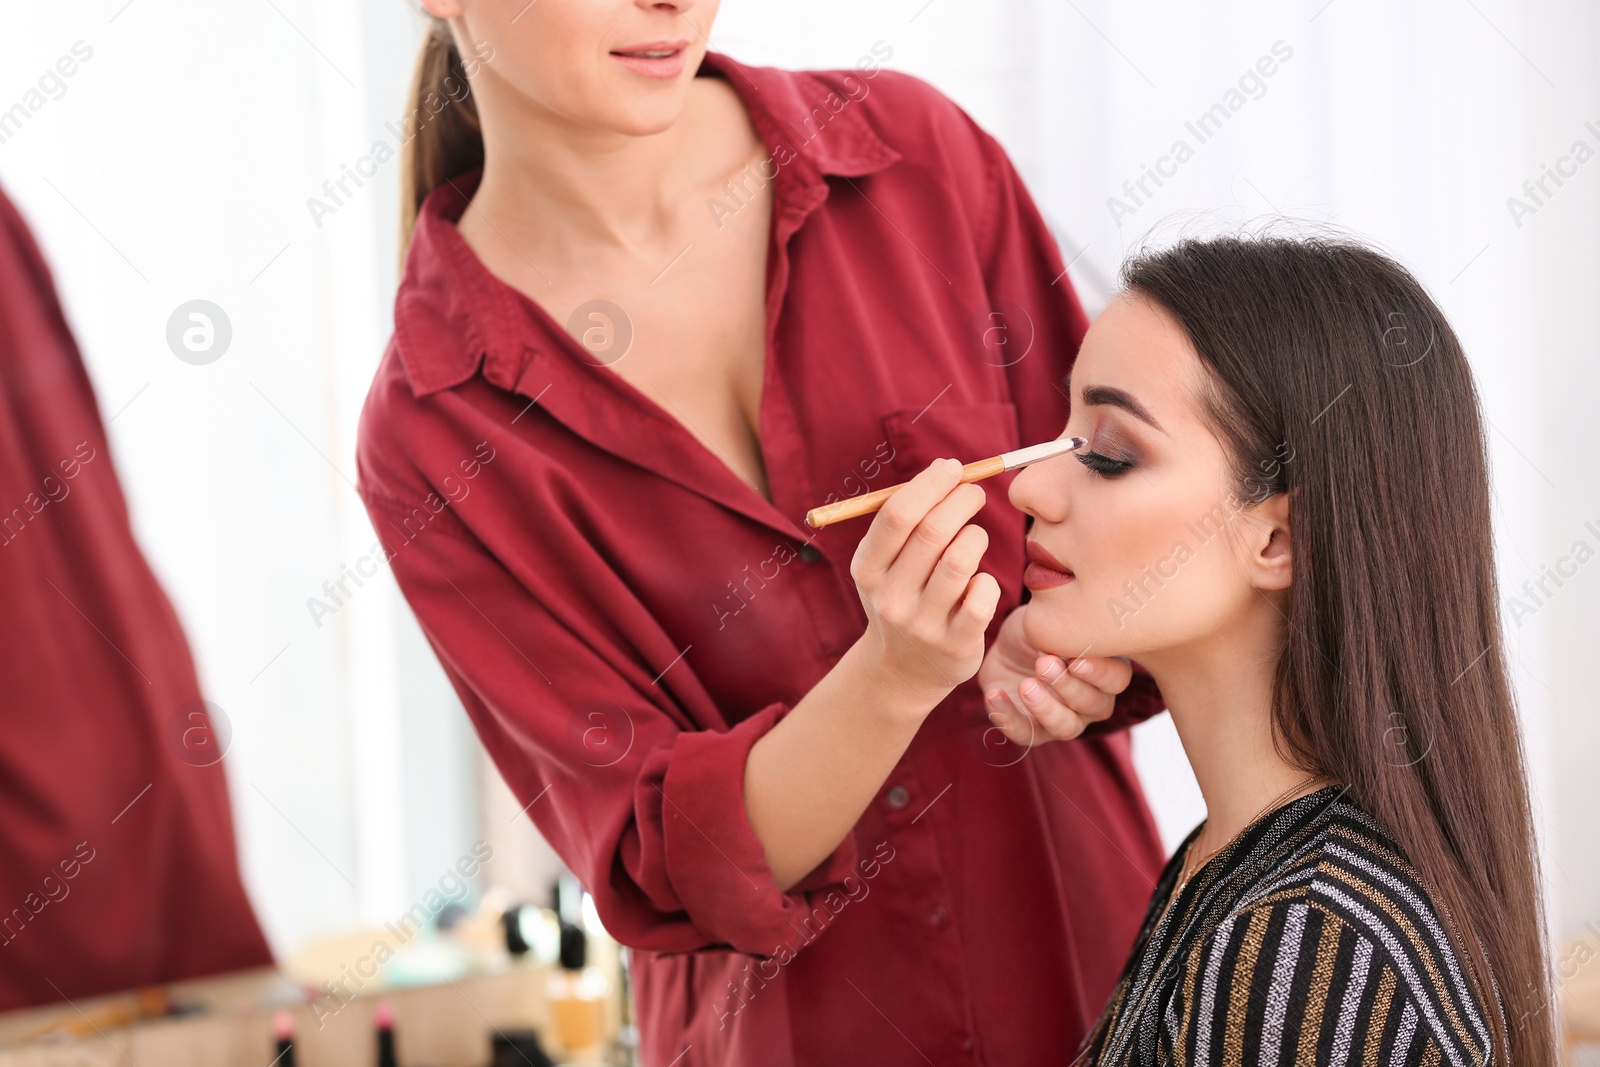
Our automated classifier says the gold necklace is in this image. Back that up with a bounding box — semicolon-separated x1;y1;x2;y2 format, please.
1159;772;1331;922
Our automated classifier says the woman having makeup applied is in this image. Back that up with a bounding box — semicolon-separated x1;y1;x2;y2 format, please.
998;235;1554;1066
355;1;1171;1064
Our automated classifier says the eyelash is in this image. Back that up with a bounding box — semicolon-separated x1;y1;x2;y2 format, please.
1074;450;1135;478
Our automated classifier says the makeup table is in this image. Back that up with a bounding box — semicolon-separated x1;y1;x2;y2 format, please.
0;931;626;1067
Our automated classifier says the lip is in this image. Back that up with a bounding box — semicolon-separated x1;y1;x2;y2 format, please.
1023;538;1075;591
609;39;691;80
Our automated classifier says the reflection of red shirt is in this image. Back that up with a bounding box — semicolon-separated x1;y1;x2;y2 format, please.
357;50;1165;1067
0;186;271;1008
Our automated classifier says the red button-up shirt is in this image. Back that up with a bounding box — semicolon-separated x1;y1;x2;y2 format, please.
0;184;271;1008
356;50;1166;1067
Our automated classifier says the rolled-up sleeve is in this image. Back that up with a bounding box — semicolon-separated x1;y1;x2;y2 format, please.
358;484;859;959
637;700;863;937
972;121;1167;736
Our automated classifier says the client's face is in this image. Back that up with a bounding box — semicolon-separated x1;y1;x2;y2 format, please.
1008;292;1281;665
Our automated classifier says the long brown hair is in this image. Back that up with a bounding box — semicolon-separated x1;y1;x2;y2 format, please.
1122;233;1553;1067
398;14;485;262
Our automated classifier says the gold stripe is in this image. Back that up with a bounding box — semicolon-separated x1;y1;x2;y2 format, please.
1296;909;1342;1066
1252;884;1317;909
1363;966;1396;1067
1172;923;1210;1067
1222;908;1270;1067
1096;974;1131;1052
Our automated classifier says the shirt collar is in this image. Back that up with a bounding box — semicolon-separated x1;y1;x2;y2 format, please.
393;49;902;398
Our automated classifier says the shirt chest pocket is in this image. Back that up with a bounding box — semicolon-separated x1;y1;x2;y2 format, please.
878;399;1028;601
880;400;1022;477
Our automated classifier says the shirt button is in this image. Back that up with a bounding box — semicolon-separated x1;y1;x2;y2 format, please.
797;542;822;563
928;905;948;927
885;785;910;809
961;1037;975;1053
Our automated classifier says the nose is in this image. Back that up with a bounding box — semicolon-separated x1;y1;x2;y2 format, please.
1008;457;1046;523
1008;433;1075;524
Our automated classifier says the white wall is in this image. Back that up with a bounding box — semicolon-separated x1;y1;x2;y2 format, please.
1521;2;1600;948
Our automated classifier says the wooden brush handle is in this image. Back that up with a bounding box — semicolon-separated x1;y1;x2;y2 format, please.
804;455;1007;528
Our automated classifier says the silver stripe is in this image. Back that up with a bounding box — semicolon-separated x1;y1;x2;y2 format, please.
1329;934;1373;1067
1390;999;1419;1067
1163;987;1184;1059
1192;912;1241;1067
1259;903;1308;1067
1237;861;1319;912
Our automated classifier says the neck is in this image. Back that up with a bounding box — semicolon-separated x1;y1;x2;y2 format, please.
1140;628;1323;854
466;74;739;254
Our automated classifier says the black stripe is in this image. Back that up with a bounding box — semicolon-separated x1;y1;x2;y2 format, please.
1203;910;1246;1058
1319;918;1361;1067
1375;961;1411;1060
1242;901;1292;1057
1276;903;1322;1063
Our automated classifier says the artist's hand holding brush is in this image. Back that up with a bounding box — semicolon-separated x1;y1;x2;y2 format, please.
844;451;1134;741
848;456;1002;709
743;456;999;889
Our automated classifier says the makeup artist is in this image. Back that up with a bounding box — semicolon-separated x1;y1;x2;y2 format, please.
355;2;1166;1064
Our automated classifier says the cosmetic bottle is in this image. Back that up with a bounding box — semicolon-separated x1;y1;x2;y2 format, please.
607;945;639;1067
545;922;609;1056
504;902;563;967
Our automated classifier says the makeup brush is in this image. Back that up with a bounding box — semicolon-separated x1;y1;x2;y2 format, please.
804;437;1088;529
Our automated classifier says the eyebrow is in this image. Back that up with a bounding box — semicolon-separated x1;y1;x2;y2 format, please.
1062;372;1168;435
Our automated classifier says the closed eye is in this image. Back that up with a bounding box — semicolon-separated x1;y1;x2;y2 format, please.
1074;449;1134;477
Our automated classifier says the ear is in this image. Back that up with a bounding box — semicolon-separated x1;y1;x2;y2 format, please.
421;0;465;18
1250;491;1292;592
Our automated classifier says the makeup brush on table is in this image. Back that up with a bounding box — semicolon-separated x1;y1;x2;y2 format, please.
804;437;1088;529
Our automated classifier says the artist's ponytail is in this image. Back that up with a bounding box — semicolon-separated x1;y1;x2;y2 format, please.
398;15;484;266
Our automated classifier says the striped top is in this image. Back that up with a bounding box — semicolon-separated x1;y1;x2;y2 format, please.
1077;786;1501;1066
